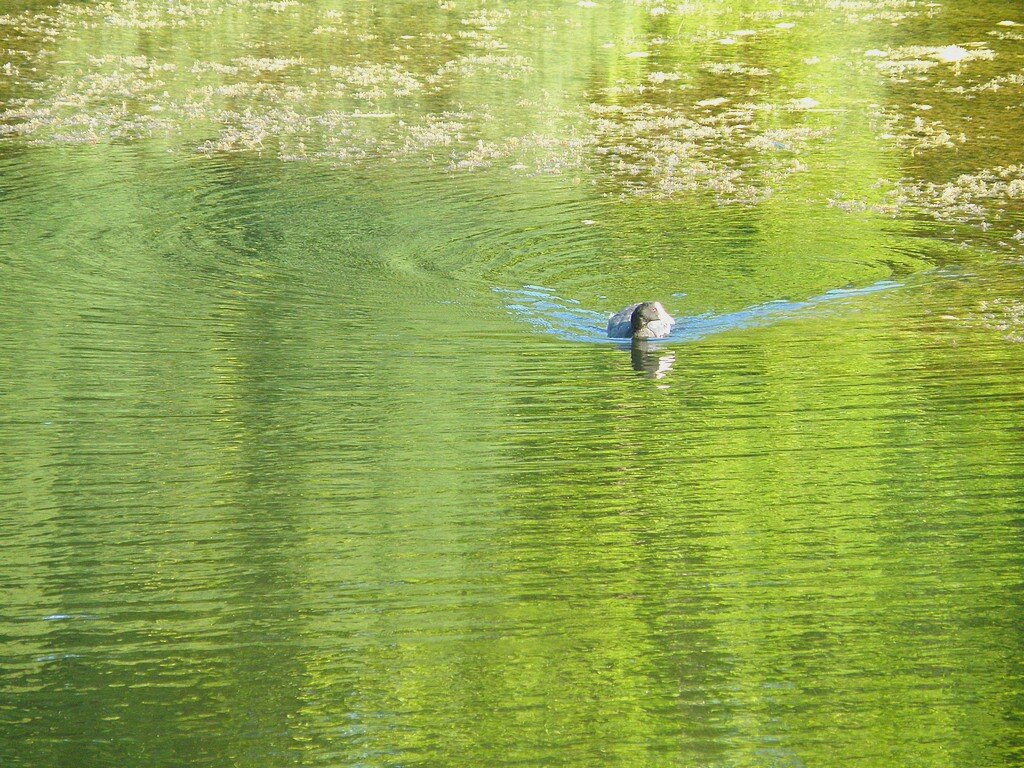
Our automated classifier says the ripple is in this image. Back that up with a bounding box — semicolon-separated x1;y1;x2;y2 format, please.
2;1;1024;766
497;279;904;343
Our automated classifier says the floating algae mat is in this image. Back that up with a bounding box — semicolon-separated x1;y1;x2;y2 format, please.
1;1;1023;766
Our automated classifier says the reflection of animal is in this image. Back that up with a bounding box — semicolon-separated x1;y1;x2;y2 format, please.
631;342;676;379
606;302;675;339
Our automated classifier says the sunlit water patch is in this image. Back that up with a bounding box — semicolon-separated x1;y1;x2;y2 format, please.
2;1;1024;767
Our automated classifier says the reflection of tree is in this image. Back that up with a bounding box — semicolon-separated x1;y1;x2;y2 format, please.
1;1;1024;766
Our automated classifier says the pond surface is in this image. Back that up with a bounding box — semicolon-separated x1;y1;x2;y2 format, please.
1;0;1023;766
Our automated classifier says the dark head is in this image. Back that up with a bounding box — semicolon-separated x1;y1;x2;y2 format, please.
629;302;662;334
626;301;674;340
607;300;675;340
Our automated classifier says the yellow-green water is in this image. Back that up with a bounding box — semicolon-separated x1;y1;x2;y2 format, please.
1;1;1023;766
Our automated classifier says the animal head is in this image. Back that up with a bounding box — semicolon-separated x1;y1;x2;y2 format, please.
629;302;673;339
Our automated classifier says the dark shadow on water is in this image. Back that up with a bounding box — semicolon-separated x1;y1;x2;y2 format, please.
631;341;676;379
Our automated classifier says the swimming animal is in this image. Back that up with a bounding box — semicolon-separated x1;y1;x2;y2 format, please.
606;302;675;340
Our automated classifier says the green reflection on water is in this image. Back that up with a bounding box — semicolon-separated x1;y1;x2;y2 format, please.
1;0;1024;766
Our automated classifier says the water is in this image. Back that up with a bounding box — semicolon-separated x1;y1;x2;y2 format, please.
1;1;1023;766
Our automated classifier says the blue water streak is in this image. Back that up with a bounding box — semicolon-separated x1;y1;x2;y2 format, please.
496;280;902;344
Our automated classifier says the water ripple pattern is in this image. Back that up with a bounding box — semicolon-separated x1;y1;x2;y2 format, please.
498;280;903;344
1;0;1024;767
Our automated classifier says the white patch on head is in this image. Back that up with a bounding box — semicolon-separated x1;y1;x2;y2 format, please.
642;303;674;339
652;302;675;325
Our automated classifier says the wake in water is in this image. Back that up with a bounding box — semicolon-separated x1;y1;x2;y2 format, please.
496;280;902;345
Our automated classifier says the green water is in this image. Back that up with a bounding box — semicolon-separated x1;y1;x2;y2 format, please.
2;1;1024;766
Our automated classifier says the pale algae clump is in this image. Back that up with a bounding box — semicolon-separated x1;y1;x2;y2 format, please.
332;63;424;99
954;299;1024;344
589;100;826;203
904;167;1024;218
432;54;533;81
787;97;820;110
867;43;997;80
0;0;1020;219
401;113;471;152
830;166;1024;227
810;0;938;24
949;72;1024;94
702;62;772;77
647;71;684;84
869;106;968;155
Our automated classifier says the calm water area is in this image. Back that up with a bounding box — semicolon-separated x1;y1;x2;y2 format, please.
1;0;1023;765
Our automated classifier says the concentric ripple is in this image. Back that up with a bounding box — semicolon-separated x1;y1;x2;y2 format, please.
1;0;1024;767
